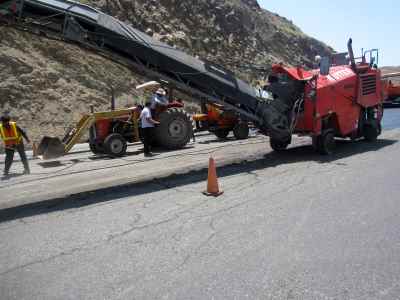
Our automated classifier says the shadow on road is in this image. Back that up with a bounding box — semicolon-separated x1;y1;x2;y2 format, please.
152;145;196;154
85;146;196;160
0;138;396;223
197;135;259;145
37;161;67;168
87;150;145;160
1;173;24;181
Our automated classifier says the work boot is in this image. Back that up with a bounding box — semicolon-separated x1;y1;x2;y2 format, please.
2;170;10;179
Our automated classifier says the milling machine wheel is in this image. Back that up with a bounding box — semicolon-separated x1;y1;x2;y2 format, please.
104;133;127;157
363;124;379;142
315;129;336;155
214;129;230;139
270;138;290;152
233;122;249;140
154;108;193;150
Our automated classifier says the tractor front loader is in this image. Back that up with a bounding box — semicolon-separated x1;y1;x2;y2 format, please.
37;101;193;159
37;108;141;159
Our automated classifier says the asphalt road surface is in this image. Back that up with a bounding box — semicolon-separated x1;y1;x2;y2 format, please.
1;108;399;209
382;108;400;130
0;131;272;209
0;128;399;299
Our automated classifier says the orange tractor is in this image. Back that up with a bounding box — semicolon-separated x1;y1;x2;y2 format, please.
381;73;400;107
192;103;250;140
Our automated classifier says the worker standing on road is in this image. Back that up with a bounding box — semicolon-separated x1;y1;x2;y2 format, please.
0;115;31;176
140;101;160;157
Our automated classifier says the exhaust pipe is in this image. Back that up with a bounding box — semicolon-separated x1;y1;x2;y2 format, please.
347;38;357;73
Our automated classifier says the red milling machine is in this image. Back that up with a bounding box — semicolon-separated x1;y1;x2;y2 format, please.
266;39;384;154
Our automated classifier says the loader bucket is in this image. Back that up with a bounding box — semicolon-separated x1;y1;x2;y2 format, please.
37;136;66;159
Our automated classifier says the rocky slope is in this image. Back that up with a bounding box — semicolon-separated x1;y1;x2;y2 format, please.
92;0;331;80
382;66;400;83
0;0;332;150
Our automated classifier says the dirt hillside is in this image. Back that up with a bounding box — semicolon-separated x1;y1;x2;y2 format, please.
381;66;400;84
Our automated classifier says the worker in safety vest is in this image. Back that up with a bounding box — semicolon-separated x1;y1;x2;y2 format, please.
0;115;31;176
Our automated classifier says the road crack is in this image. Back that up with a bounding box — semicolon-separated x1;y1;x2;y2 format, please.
175;217;218;270
0;245;86;276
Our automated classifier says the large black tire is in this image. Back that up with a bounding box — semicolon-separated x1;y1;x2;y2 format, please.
89;142;105;155
214;129;230;139
233;122;249;140
363;124;379;142
315;129;336;155
104;133;127;157
270;138;290;152
154;108;193;150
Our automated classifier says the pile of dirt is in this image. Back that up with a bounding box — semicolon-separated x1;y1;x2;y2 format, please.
0;0;332;151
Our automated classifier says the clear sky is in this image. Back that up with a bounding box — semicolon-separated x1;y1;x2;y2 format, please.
258;0;399;67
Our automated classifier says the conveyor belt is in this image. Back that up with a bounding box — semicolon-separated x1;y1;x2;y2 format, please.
1;0;298;141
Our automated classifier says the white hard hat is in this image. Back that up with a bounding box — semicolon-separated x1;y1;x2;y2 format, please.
156;88;166;96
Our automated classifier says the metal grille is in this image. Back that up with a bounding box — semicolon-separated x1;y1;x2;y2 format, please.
361;75;377;96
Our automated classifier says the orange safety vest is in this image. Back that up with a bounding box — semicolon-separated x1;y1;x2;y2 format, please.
0;122;22;147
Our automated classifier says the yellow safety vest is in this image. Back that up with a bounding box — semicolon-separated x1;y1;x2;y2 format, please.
0;122;22;146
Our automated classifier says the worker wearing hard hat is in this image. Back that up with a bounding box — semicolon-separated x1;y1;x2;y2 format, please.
0;115;31;177
150;88;168;110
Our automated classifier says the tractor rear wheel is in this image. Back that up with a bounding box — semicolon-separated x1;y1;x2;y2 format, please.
104;133;127;157
154;108;193;150
233;122;249;140
270;138;290;152
316;129;336;155
214;129;230;139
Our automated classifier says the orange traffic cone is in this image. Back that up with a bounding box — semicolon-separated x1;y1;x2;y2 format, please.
203;157;223;197
32;142;38;158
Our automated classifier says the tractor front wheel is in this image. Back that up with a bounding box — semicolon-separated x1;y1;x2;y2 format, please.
233;122;249;140
214;129;230;139
104;133;127;157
